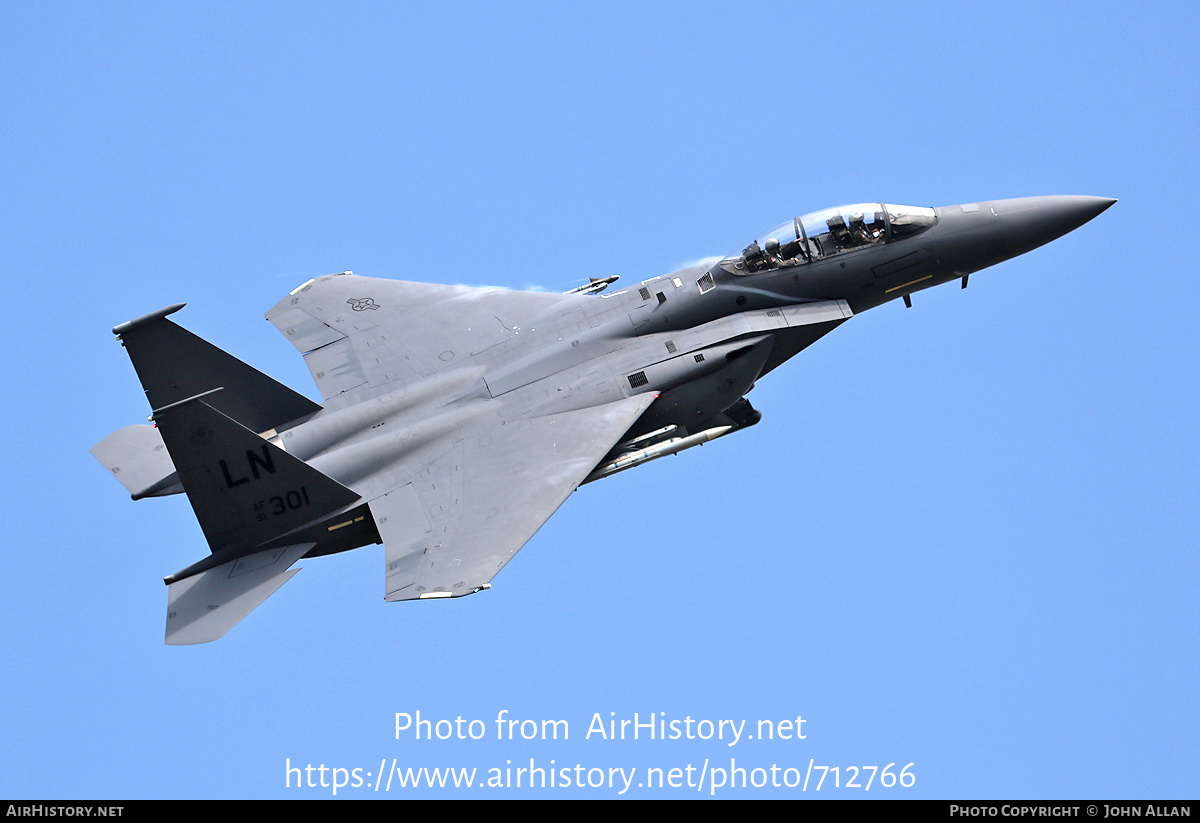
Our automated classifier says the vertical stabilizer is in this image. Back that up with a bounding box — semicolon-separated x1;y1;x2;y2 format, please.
153;397;360;555
114;305;321;434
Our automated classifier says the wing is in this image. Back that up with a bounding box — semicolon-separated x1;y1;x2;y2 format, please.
371;393;657;601
265;273;572;401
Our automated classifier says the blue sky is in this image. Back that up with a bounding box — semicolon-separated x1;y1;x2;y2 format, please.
1;1;1196;799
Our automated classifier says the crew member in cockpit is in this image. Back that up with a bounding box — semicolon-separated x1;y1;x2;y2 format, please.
848;212;873;246
763;237;783;266
826;214;851;249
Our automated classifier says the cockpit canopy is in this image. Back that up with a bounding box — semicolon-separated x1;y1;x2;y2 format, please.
735;203;937;273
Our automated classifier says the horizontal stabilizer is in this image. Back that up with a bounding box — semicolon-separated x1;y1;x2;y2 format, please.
115;308;321;434
165;543;312;644
153;398;360;554
90;424;182;498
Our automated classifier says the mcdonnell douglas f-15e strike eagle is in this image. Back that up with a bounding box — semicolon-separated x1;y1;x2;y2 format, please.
93;195;1114;644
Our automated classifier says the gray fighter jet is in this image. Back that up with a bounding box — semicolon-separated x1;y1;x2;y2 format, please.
93;195;1114;644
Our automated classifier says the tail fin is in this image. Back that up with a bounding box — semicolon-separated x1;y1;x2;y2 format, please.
113;304;321;434
153;395;360;555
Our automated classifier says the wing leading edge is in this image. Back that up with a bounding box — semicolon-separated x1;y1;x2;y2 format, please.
372;392;658;601
265;273;571;401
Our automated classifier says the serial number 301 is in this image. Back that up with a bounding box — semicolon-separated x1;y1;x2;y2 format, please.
254;487;311;520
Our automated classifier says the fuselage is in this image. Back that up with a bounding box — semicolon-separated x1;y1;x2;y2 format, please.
266;195;1113;553
104;194;1114;592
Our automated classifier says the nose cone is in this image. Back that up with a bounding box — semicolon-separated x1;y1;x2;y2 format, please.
994;195;1116;257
